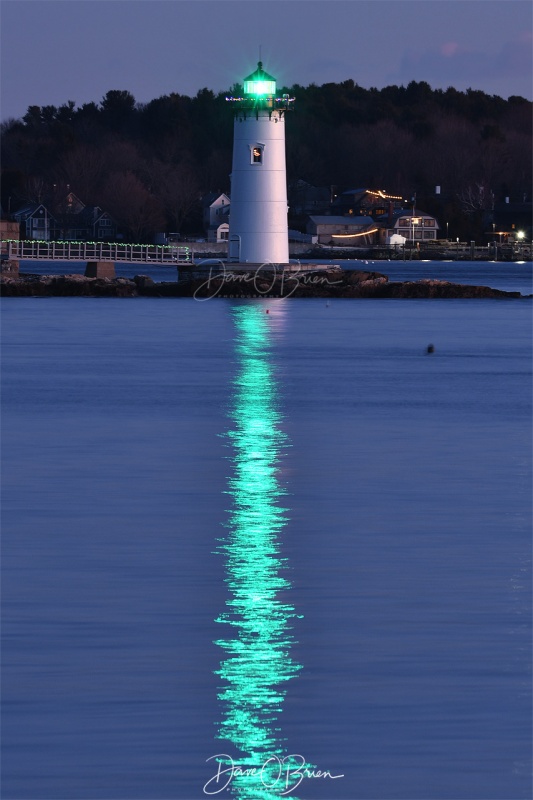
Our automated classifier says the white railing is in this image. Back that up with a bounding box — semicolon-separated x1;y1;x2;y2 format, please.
5;240;192;264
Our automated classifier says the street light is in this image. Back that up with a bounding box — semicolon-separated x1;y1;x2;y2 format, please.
411;216;420;243
408;216;421;260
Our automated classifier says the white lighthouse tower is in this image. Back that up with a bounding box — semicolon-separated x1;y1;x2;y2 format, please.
227;63;293;264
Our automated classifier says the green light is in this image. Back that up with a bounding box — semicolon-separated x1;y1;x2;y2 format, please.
243;62;276;97
214;305;309;799
244;79;276;97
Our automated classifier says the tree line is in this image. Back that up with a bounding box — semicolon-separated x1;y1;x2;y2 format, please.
1;80;531;241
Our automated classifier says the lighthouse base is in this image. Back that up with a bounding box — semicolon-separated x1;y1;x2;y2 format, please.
176;261;343;298
177;261;338;290
180;261;335;276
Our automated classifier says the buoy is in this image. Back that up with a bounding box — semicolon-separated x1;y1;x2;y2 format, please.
266;309;269;314
427;344;435;354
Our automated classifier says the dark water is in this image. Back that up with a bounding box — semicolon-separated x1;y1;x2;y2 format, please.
1;293;531;799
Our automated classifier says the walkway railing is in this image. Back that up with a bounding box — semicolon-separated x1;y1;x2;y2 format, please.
5;240;192;264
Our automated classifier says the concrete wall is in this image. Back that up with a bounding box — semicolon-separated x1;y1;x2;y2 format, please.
0;220;20;238
189;241;313;258
1;220;20;271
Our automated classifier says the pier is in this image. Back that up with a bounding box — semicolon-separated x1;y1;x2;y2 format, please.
3;239;192;268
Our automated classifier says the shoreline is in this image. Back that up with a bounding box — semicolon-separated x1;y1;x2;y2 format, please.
189;242;533;264
183;241;532;263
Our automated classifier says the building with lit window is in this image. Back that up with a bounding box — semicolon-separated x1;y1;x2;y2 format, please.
378;209;439;244
490;199;532;243
330;188;440;244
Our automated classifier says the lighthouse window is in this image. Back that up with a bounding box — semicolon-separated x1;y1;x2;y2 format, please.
251;145;264;164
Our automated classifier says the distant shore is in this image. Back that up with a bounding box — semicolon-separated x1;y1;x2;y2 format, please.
186;241;532;264
1;268;528;299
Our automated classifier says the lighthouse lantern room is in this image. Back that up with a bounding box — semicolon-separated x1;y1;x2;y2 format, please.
227;63;294;264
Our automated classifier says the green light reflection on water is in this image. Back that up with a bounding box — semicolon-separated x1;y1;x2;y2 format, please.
214;304;306;799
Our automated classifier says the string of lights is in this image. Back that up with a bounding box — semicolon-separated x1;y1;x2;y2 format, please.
331;228;379;239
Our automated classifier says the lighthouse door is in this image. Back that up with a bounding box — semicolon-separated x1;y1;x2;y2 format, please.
228;234;241;262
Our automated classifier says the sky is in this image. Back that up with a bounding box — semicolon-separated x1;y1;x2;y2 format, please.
1;0;532;122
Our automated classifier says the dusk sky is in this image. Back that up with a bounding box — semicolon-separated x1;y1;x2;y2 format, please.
1;0;532;122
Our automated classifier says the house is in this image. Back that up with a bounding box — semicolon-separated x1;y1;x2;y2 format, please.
328;188;440;244
202;192;230;243
12;203;53;240
306;215;377;245
490;199;532;242
331;188;404;218
50;192;117;241
376;209;440;244
55;192;85;215
12;193;118;241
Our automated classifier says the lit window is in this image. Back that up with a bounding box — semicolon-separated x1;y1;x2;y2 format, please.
251;145;264;164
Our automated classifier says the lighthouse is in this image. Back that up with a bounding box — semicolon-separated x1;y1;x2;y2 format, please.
227;63;293;264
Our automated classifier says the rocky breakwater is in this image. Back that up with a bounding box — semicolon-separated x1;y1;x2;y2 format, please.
144;267;525;299
0;273;139;297
0;269;526;299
